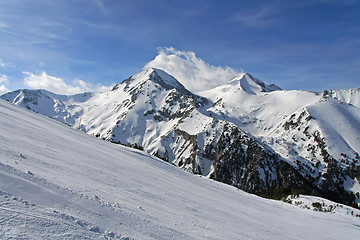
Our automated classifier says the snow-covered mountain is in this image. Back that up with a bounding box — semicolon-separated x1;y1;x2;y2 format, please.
323;88;360;108
1;98;360;239
2;68;360;208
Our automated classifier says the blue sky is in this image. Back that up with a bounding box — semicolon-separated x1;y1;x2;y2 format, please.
0;0;359;94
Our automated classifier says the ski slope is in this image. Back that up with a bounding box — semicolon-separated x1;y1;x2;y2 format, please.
0;99;359;239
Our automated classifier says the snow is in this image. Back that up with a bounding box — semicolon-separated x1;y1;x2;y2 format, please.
306;98;360;156
199;78;360;182
351;178;360;194
280;97;360;165
325;88;360;108
143;48;240;93
2;68;360;202
202;83;322;137
283;194;360;215
1;98;360;239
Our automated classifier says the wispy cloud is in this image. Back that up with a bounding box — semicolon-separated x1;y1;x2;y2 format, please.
0;58;14;68
183;5;209;18
0;59;6;68
0;74;8;84
0;74;9;84
0;21;8;28
92;0;110;15
23;71;113;95
229;5;278;27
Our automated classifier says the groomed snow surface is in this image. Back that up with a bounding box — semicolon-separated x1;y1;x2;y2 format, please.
0;99;359;240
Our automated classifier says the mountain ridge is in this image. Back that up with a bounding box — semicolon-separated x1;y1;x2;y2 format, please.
2;68;360;207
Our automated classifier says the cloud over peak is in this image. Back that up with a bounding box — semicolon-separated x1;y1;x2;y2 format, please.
144;47;240;93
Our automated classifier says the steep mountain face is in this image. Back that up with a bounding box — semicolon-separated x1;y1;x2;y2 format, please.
2;68;360;207
267;98;360;204
323;88;360;108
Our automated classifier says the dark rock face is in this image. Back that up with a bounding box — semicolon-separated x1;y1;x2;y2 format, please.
207;124;317;199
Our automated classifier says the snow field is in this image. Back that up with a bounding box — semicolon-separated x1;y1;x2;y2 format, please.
1;98;360;239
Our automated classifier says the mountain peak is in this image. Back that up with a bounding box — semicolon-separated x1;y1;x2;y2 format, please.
114;68;193;96
229;72;281;94
148;68;185;90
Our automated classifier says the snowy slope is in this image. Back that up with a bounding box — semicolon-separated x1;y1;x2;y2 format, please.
323;88;360;108
199;73;329;138
268;100;360;164
1;99;360;239
266;98;360;202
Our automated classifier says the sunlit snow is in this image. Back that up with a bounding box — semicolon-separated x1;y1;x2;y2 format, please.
0;98;359;239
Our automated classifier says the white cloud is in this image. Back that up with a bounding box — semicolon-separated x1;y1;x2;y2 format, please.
0;74;10;95
23;71;113;95
0;84;10;95
73;78;113;93
144;47;240;93
0;74;8;84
